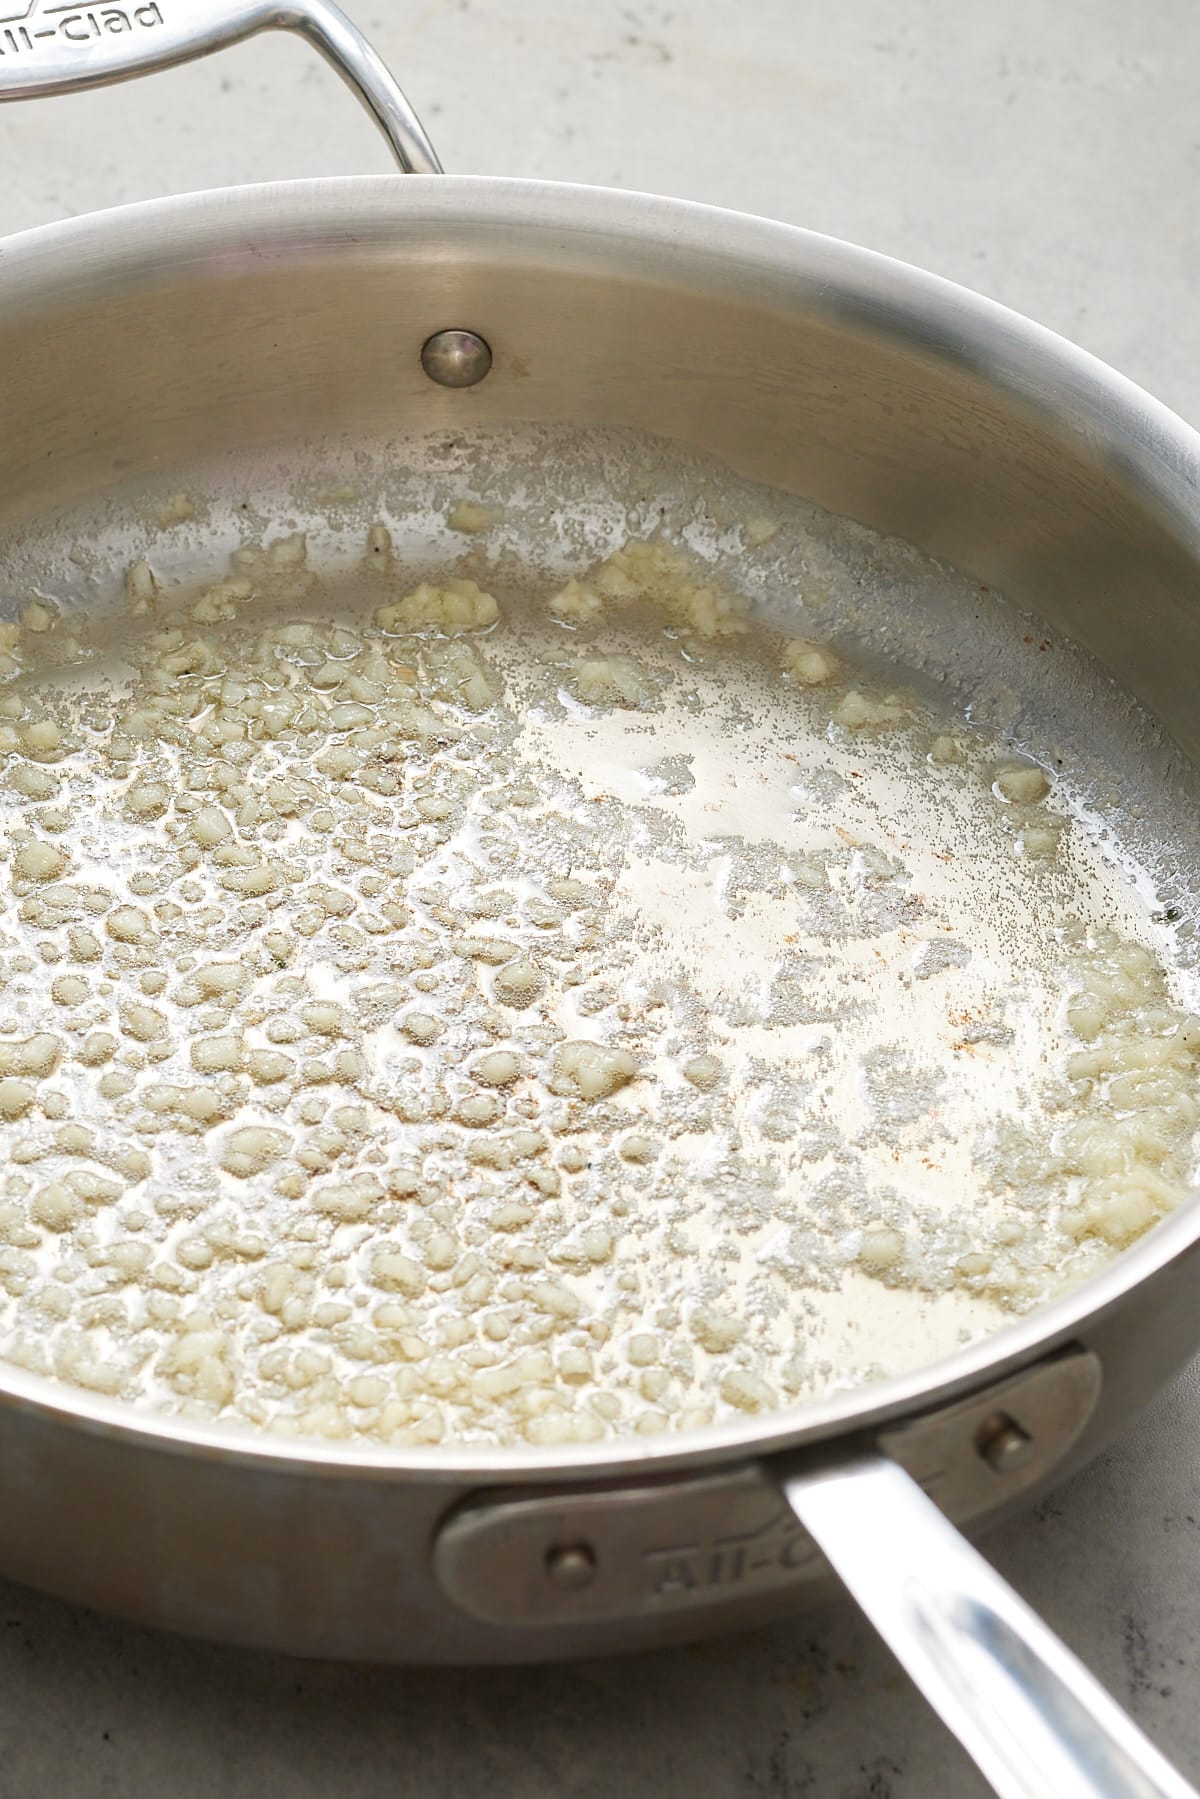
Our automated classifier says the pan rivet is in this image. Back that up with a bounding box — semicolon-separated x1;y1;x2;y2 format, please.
545;1542;597;1591
421;329;493;389
977;1412;1035;1474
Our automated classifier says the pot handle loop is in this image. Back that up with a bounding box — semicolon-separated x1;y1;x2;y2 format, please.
0;0;442;174
783;1452;1198;1799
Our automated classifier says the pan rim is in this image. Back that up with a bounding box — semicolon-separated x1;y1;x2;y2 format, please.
0;171;1198;1482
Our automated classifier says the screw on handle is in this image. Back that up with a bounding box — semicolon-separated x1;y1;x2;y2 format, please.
0;0;442;174
783;1452;1199;1799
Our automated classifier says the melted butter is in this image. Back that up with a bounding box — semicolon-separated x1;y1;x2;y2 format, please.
0;534;1189;1446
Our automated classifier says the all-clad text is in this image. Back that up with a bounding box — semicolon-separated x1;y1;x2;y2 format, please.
1;4;164;55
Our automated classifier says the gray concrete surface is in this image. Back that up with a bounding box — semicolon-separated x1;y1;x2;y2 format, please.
1;1;1199;1793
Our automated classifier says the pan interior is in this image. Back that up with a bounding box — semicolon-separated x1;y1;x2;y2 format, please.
0;420;1197;1451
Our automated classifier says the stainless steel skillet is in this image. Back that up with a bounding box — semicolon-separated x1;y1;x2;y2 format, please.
1;6;1200;1796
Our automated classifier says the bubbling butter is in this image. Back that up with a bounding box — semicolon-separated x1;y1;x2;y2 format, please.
0;526;1189;1447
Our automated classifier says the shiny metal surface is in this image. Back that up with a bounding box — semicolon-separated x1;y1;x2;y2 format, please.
420;327;494;387
2;179;1199;766
544;1545;597;1593
979;1416;1037;1475
0;178;1198;1656
435;1353;1102;1630
1;11;1198;1795
0;0;443;175
2;158;1200;1798
873;1353;1104;1515
0;165;1197;1718
786;1455;1200;1799
437;1463;822;1633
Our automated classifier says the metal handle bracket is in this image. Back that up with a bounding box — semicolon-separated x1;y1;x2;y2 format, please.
0;0;442;174
435;1351;1102;1630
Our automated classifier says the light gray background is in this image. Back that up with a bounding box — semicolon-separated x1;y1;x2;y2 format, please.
1;2;1199;1794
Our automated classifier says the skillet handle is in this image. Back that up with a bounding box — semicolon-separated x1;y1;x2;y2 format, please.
782;1452;1197;1799
0;0;441;174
